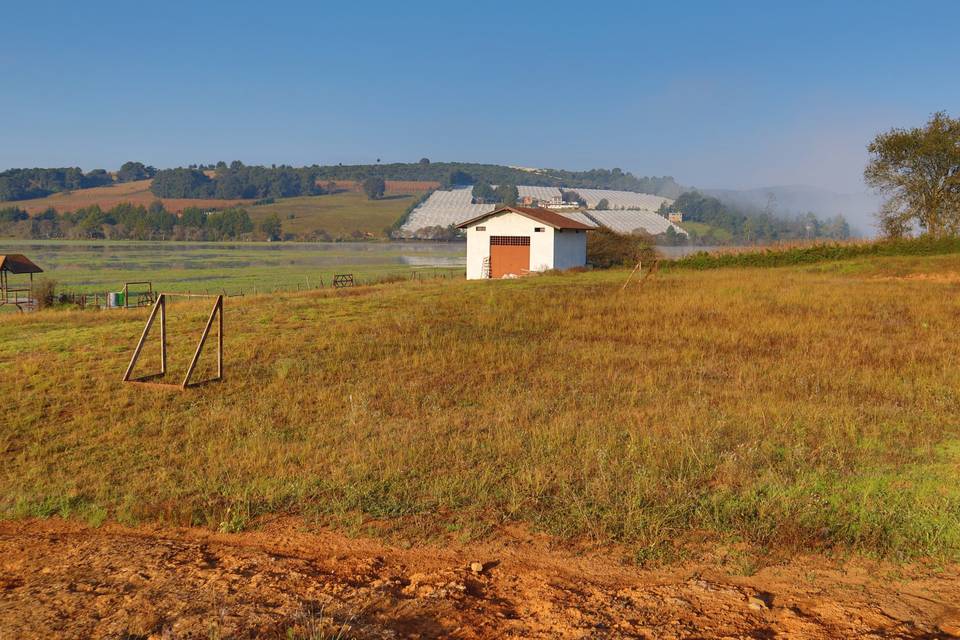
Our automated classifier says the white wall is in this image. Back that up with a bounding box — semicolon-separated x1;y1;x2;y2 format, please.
552;229;587;270
464;211;556;279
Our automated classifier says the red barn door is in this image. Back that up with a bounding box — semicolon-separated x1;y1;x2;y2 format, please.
489;236;531;277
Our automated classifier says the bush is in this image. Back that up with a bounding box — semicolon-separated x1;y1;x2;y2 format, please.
33;278;57;309
587;227;656;268
362;177;386;200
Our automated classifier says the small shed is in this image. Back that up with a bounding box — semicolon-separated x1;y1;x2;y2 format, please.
1;254;44;309
457;206;596;279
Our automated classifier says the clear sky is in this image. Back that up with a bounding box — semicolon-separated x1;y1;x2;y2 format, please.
2;0;958;194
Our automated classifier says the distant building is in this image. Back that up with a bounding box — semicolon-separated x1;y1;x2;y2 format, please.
668;212;684;223
457;207;596;280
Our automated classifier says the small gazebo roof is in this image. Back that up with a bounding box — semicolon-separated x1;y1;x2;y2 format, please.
0;254;43;274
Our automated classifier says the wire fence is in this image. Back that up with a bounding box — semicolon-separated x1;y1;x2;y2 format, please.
54;267;462;310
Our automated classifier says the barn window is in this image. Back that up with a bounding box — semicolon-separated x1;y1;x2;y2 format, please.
476;226;486;231
490;236;531;246
534;227;545;232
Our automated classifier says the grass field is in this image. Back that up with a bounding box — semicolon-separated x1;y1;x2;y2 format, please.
246;191;424;239
678;221;734;242
7;179;432;240
3;249;960;562
0;239;464;295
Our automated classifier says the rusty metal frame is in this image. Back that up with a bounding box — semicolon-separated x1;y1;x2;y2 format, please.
333;273;355;288
122;293;223;390
122;281;155;309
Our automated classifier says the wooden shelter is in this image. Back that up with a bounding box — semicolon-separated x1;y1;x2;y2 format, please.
0;254;43;311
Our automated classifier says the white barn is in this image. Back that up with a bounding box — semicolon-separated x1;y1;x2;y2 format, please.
457;206;596;280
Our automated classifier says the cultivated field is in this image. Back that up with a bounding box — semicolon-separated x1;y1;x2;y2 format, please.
246;190;426;239
2;249;960;636
9;179;253;214
0;239;464;295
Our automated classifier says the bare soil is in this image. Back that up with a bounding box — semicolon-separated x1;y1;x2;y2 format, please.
15;180;253;215
1;519;958;639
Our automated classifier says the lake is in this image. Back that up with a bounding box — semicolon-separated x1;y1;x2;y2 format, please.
0;240;466;294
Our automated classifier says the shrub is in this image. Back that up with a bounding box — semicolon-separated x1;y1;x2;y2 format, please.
587;227;656;268
362;177;386;200
33;278;57;309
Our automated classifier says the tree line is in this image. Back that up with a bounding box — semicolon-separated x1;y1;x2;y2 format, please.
658;192;851;245
0;162;157;201
0;202;257;241
167;161;682;198
150;162;326;199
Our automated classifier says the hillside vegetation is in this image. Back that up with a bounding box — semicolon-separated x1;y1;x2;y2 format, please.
5;180;252;216
2;252;959;561
247;189;429;240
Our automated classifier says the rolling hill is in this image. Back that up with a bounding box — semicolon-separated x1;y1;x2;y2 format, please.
10;180;253;215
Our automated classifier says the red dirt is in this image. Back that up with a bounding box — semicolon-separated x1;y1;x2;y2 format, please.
322;179;439;194
14;179;436;216
14;180;253;215
1;518;958;639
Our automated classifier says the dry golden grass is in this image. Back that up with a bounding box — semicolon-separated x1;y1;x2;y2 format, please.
2;253;960;561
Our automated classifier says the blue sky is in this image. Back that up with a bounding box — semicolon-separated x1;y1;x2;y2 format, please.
2;0;958;193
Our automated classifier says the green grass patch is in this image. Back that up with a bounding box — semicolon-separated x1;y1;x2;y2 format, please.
667;236;960;270
247;191;423;239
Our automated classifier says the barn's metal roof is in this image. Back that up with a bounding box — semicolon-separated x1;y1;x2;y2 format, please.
456;206;596;230
0;254;43;274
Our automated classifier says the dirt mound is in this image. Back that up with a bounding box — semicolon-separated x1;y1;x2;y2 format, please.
0;518;958;639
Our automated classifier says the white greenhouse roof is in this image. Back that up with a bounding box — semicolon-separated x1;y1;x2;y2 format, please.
399;186;680;236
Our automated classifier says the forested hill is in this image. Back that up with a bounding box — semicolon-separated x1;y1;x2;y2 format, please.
149;161;682;200
309;162;682;198
1;160;682;202
0;163;155;201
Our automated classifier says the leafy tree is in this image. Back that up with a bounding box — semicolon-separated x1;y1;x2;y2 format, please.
419;157;430;165
362;176;386;200
83;169;114;187
259;213;282;240
865;111;960;237
0;206;28;223
496;184;519;206
596;198;610;210
561;190;585;207
471;181;496;203
662;226;688;245
587;227;656;268
445;170;474;187
151;168;214;198
117;161;157;182
180;207;206;228
206;207;253;239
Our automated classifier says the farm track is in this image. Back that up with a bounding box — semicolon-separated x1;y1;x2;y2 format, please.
1;519;958;639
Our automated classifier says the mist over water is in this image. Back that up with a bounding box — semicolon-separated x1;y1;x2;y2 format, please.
701;185;882;237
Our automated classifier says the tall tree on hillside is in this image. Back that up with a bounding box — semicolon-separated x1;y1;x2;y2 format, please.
472;181;496;203
496;184;519;206
117;161;157;182
865;112;960;237
561;190;585;207
445;170;474;187
362;176;386;200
